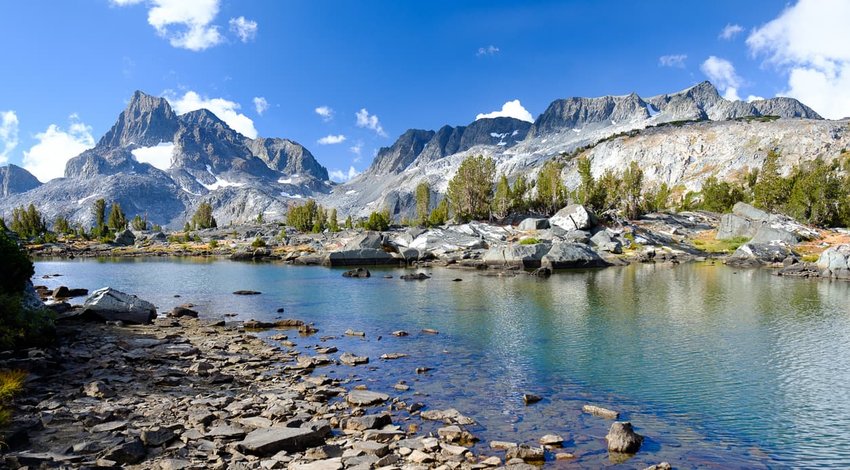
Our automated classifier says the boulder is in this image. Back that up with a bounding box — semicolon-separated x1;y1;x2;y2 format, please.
505;445;545;463
114;229;136;246
816;244;850;279
339;352;369;366
343;231;384;250
483;243;549;269
52;286;88;298
343;414;392;432
168;306;198;318
549;204;597;231
518;218;550;231
400;273;430;280
80;287;156;324
583;405;619;419
732;202;770;222
605;422;643;454
750;224;799;245
590;230;623;254
716;213;758;240
236;427;325;456
727;243;795;267
325;249;399;267
541;243;608;270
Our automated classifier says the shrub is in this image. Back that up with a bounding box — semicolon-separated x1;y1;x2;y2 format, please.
0;369;26;427
0;231;54;350
251;237;267;248
208;239;219;249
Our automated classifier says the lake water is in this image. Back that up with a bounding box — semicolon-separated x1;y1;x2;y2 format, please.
32;259;850;468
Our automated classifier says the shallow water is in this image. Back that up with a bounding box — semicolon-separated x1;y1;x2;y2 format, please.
33;258;850;468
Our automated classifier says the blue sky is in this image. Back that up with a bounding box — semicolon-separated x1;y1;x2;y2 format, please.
1;0;848;182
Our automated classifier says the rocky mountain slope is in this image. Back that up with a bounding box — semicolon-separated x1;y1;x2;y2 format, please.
0;164;41;198
1;91;330;227
0;81;842;226
323;82;835;218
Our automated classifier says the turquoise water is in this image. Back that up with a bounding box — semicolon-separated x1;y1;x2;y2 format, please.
33;259;850;468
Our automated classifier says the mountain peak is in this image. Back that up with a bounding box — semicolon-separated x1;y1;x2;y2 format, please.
97;90;179;149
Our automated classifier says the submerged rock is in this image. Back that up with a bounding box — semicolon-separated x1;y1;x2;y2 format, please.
342;267;371;278
400;272;430;280
583;404;619;419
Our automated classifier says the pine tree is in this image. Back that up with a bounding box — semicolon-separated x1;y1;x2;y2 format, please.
191;202;217;229
535;160;567;214
53;216;72;235
492;174;512;219
107;202;127;231
447;155;496;222
92;199;106;237
511;175;529;212
621;161;644;219
328;208;339;232
753;150;791;212
415;181;431;226
428;199;448;226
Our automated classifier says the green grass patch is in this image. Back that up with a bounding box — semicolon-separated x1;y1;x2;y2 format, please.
519;237;540;245
801;254;819;263
692;236;750;253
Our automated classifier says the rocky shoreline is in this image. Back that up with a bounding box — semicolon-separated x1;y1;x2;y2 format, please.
1;310;668;469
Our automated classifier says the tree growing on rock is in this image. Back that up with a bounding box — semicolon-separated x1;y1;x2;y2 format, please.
511;175;530;212
328;208;340;232
621;161;644;220
10;204;47;240
535;160;567;215
191;202;217;230
698;176;746;213
131;214;149;231
753;150;791;212
53;216;72;235
429;199;448;226
447;155;496;222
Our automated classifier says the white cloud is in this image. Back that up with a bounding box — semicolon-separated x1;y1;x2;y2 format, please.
111;0;227;51
131;142;174;170
719;24;744;40
349;141;363;162
253;96;269;115
746;95;765;103
315;106;334;121
355;109;387;137
329;166;360;182
23;114;95;182
658;54;687;68
747;0;850;119
318;134;346;145
0;110;19;164
167;91;258;138
700;56;743;101
477;45;500;57
229;16;257;42
475;99;534;122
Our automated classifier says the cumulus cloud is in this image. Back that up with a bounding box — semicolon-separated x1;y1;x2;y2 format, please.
253;96;269;115
329;166;360;183
167;91;258;138
746;95;765;103
315;106;334;121
746;0;850;119
23;114;95;182
477;45;500;57
355;109;387;137
110;0;248;51
131;142;174;170
475;99;534;122
719;24;744;40
0;110;19;164
658;54;687;68
317;134;346;145
229;16;257;42
349;141;363;162
700;56;743;101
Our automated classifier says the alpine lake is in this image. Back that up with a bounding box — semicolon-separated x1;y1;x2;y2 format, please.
33;258;850;468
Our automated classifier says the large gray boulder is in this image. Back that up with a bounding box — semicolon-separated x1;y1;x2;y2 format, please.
750;225;798;245
483;243;550;269
549;205;598;231
816;244;850;279
590;230;623;254
80;287;156;324
343;231;384;250
518;218;550;231
727;242;795;267
324;249;400;267
732;202;770;222
541;242;608;270
408;229;487;257
114;229;136;246
717;213;758;240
